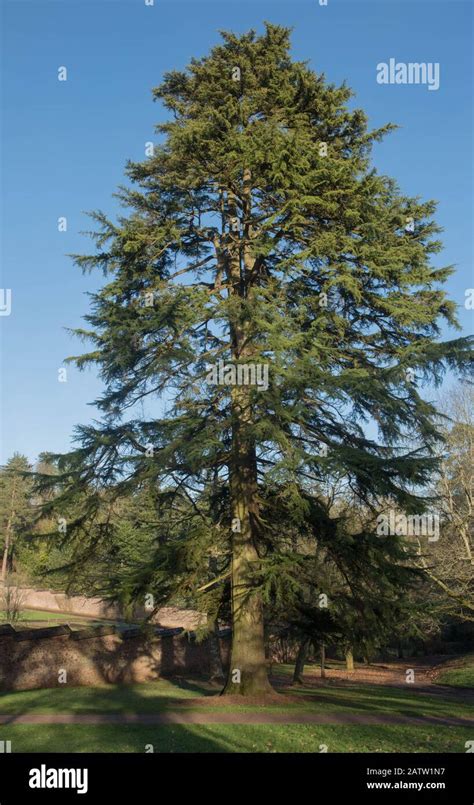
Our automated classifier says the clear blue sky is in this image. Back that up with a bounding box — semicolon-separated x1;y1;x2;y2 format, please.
1;0;472;465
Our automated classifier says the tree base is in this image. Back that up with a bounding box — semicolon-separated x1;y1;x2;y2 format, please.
221;672;275;697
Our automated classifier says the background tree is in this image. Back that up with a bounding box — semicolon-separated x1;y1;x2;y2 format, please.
0;453;33;582
264;488;420;681
35;24;472;696
415;383;474;623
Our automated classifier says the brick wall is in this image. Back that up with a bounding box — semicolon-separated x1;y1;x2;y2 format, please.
0;624;230;691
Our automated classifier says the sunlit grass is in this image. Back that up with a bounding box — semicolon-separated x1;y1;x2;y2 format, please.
436;654;474;689
1;723;471;753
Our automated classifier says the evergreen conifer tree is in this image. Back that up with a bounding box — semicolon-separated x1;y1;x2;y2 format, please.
40;24;471;695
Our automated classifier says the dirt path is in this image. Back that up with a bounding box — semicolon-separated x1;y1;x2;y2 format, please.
277;656;474;704
0;711;471;727
287;656;447;688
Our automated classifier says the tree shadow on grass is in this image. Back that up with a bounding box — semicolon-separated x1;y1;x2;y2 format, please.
0;682;268;753
279;679;473;722
1;722;258;753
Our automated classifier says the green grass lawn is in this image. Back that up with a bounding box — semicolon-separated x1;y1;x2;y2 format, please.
0;609;76;623
1;723;471;753
436;654;474;688
0;670;472;753
0;609;127;628
0;673;470;719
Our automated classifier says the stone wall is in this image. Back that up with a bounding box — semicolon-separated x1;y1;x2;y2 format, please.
3;585;205;630
0;623;230;691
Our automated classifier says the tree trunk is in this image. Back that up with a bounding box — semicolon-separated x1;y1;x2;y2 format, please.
1;518;13;583
345;647;354;672
320;641;326;679
222;530;272;693
1;538;9;583
221;439;272;695
221;181;273;696
292;637;310;684
1;475;18;584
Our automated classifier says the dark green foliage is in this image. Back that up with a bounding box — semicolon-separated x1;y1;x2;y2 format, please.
33;25;471;637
